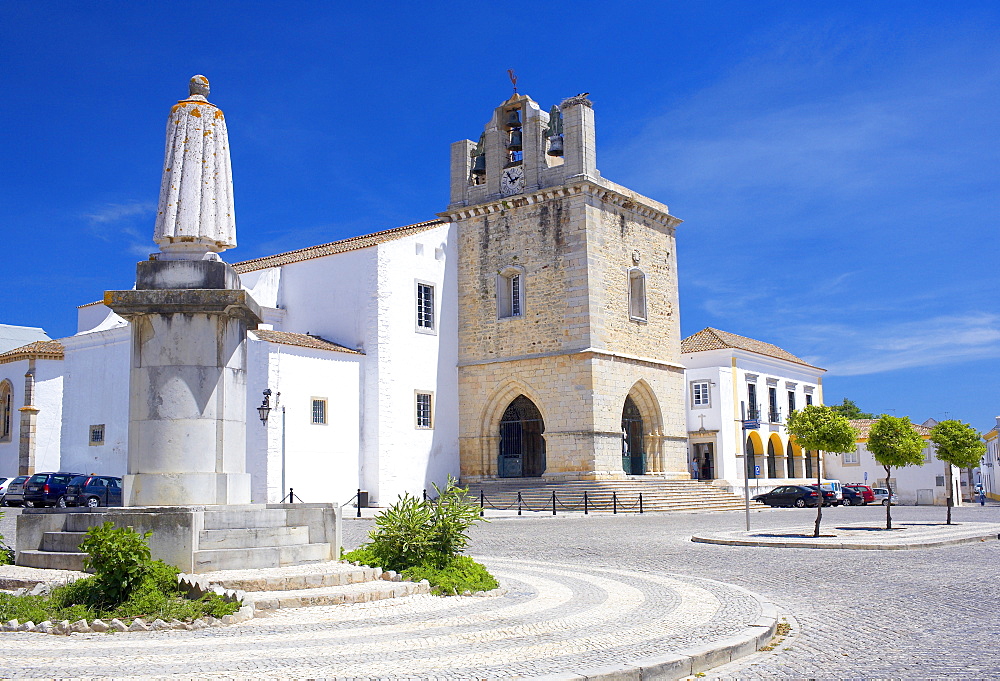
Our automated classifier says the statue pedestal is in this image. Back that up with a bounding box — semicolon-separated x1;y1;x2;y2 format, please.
106;261;262;506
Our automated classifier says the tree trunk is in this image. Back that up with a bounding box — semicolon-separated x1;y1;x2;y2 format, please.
884;465;893;530
945;462;953;525
813;452;823;538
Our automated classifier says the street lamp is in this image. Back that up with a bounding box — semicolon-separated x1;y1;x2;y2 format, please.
257;389;272;425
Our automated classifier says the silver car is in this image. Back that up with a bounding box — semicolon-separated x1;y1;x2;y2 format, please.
0;475;30;506
871;487;899;506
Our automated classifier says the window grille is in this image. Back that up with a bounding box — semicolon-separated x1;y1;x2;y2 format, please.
89;424;105;446
311;399;327;425
416;283;434;330
416;392;433;429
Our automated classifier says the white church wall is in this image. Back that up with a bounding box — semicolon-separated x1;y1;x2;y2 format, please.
371;224;459;505
246;339;363;505
0;359;63;477
76;303;126;334
59;327;130;477
240;267;281;309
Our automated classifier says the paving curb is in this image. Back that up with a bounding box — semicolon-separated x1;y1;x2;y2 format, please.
531;580;779;681
691;521;1000;550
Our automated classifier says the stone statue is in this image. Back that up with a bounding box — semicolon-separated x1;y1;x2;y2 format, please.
153;75;236;260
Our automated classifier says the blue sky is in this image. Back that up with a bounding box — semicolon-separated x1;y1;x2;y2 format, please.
2;2;997;432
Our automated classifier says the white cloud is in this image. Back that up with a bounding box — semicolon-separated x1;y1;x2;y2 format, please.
789;313;1000;376
85;202;156;225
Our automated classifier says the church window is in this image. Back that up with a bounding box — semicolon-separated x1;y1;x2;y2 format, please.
415;392;433;429
416;282;435;332
311;398;327;425
497;266;525;319
0;380;11;442
691;381;711;407
89;424;105;446
628;269;647;321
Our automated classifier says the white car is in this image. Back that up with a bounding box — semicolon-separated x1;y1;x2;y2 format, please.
871;487;899;506
0;477;11;496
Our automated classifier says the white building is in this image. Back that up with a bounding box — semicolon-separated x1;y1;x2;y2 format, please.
681;328;826;494
824;419;964;506
976;417;998;501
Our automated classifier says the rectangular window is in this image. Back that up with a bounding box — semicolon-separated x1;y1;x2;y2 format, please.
844;449;859;464
628;270;647;321
510;274;521;316
747;383;758;419
416;392;433;429
768;387;779;422
691;381;710;407
805;394;813;407
416;282;435;331
498;270;524;319
787;391;796;415
311;398;327;425
936;475;946;487
89;424;105;446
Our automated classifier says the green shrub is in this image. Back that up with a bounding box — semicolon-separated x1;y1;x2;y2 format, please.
346;477;495;595
79;522;152;607
402;555;499;596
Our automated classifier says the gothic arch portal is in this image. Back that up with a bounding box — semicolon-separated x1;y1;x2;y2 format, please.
477;380;549;479
623;380;665;474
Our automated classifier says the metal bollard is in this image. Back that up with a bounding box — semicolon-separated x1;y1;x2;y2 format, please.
551;491;556;516
613;491;618;514
356;488;362;518
584;490;589;515
639;492;643;514
480;489;484;517
423;489;427;501
517;491;522;516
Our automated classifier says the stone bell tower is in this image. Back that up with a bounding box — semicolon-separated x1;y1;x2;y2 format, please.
443;90;689;483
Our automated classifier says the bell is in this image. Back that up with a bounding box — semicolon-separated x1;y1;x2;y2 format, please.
547;134;564;157
505;109;522;129
507;129;523;151
471;153;486;176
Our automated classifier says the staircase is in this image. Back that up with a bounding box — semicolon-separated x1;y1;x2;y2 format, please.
17;505;335;573
465;479;764;513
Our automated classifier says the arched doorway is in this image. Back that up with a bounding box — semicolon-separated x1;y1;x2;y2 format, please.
745;435;758;478
498;395;546;478
786;441;796;477
766;438;778;478
621;396;645;475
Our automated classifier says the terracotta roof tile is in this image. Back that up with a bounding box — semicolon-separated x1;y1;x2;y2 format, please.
681;327;823;370
849;418;932;439
0;340;65;364
251;330;363;355
233;219;447;273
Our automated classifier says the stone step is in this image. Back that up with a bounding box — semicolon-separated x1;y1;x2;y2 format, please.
193;542;332;572
246;579;430;611
202;508;291;530
40;531;87;553
18;550;87;572
198;526;310;550
201;562;382;592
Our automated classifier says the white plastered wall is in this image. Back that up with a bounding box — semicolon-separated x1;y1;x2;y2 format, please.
0;358;64;476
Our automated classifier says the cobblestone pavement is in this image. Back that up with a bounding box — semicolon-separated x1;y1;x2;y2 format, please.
2;503;999;678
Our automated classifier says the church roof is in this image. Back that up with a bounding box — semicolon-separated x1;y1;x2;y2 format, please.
0;340;65;365
250;330;363;355
233;219;447;273
850;418;932;440
681;327;822;370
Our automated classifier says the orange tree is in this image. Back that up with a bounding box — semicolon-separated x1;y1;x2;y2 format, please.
867;416;926;530
930;420;986;525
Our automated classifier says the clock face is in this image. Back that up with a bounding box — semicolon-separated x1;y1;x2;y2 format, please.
500;165;525;196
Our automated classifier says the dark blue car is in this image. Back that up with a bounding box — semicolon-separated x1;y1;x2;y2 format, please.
63;474;123;508
22;472;84;508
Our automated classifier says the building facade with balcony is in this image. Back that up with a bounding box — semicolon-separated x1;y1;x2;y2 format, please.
681;328;826;494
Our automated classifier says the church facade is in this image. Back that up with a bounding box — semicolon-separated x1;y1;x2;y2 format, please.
2;87;705;506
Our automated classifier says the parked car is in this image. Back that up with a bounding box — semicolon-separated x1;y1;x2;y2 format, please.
807;485;844;506
839;487;867;506
63;475;123;508
844;484;875;504
22;472;84;508
1;475;30;506
0;477;9;497
871;488;899;506
752;485;822;508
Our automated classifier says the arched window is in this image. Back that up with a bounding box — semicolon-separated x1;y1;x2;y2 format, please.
497;266;525;319
0;380;12;443
628;268;647;321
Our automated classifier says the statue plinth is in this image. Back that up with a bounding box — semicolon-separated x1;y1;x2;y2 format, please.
106;260;261;506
